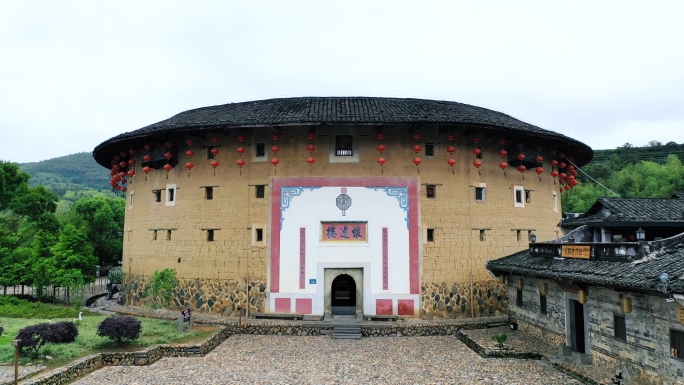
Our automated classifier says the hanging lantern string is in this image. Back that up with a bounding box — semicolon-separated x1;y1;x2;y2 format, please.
564;158;620;197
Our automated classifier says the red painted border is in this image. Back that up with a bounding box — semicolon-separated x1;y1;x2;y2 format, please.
299;228;306;289
270;177;419;294
398;299;415;315
376;299;393;315
382;227;388;290
295;298;312;314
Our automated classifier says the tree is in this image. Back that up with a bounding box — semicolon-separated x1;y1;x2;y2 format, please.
50;224;97;286
70;197;124;266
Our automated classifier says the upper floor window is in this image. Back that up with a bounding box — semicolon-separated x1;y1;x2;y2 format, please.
426;185;436;198
153;189;162;203
475;187;485;201
256;185;265;199
335;135;353;156
425;143;435;157
205;187;214;200
166;184;177;206
553;192;558;212
255;143;266;157
525;189;532;203
514;185;525;208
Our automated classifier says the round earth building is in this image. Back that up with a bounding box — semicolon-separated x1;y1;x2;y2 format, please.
93;97;592;319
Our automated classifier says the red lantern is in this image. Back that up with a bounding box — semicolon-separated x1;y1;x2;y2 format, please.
113;175;121;182
143;155;152;162
211;137;219;144
164;152;173;160
307;144;316;152
559;162;567;169
377;157;386;165
121;178;127;184
473;137;480;144
570;170;578;176
535;167;544;175
186;150;195;157
550;149;558;156
473;160;482;168
413;157;422;165
551;171;559;177
270;158;280;165
536;146;543;152
567;175;575;181
518;165;526;173
272;134;280;141
271;145;280;154
499;139;506;145
499;162;508;170
185;162;194;170
112;164;120;171
448;159;456;166
564;185;571;190
413;144;421;153
128;149;135;155
127;170;135;176
163;164;173;171
551;160;559;166
447;134;455;141
113;155;121;161
186;139;194;146
121;187;127;192
210;160;219;168
517;153;525;161
377;144;386;153
307;132;315;140
210;148;219;156
120;151;128;158
118;171;126;178
236;159;245;167
128;159;136;166
144;144;151;151
412;133;421;141
377;133;385;140
567;165;575;171
114;185;121;191
517;142;525;149
535;156;543;163
499;149;508;157
447;145;456;154
143;166;152;174
237;146;246;155
559;172;567;180
472;148;482;156
119;161;127;167
165;141;173;148
237;135;245;142
306;156;315;165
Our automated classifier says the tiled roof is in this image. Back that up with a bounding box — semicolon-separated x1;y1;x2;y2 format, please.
93;97;592;167
561;197;684;228
487;233;684;292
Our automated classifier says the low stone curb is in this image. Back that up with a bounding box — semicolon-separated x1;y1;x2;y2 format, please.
0;364;46;385
457;330;543;360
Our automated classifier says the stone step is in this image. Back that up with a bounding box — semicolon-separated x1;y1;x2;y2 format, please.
331;333;362;339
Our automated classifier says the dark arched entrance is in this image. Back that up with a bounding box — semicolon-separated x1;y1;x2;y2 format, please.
331;274;356;315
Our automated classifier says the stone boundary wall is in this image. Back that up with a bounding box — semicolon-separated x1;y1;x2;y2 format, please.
590;349;673;385
421;280;508;319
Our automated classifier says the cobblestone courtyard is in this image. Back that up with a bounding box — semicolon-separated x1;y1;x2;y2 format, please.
70;335;583;385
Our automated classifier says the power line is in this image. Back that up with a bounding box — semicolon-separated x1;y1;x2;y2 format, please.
566;158;621;197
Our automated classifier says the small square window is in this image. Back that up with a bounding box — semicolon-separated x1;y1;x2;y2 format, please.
427;228;434;242
516;289;523;307
256;185;265;199
514;186;525;208
153;190;162;202
553;192;558;212
540;294;547;314
671;329;684;360
168;188;175;202
166;230;172;241
475;187;485;201
614;314;626;341
256;228;263;242
166;184;177;206
525;189;532;203
479;229;486;241
256;143;266;157
205;187;213;200
207;229;214;242
426;185;436;198
425;143;435;157
335;135;353;156
129;192;134;209
152;230;158;241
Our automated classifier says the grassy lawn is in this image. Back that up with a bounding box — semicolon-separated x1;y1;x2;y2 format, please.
0;298;217;370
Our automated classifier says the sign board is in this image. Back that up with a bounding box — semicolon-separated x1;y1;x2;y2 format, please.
179;308;192;332
678;307;684;325
181;308;191;322
321;222;367;242
561;245;591;259
309;279;316;284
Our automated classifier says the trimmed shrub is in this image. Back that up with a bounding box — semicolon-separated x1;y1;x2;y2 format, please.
97;315;141;344
108;267;123;285
16;322;79;357
0;326;4;336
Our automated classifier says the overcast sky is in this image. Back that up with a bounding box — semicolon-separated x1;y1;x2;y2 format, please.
2;1;683;164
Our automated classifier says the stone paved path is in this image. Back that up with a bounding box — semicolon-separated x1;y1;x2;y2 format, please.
70;335;584;385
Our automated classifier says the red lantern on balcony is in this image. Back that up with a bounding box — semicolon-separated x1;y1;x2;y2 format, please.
307;144;316;152
551;170;559;177
271;145;280;154
559;172;567;180
185;162;194;170
120;151;128;158
377;157;386;173
164;152;173;160
143;166;152;174
128;159;136;166
473;160;482;168
112;175;121;182
535;167;544;175
210;160;219;168
377;144;386;153
237;135;245;142
412;133;421;141
163;164;173;171
551;160;559;166
143;155;152;162
210;137;219;144
377;133;384;140
564;185;571;190
472;148;482;156
272;134;280;141
447;145;456;154
210;148;219;156
112;165;120;172
237;147;245;155
447;134;455;141
118;171;126;178
413;157;421;165
127;170;135;177
499;149;507;157
413;144;421;153
271;158;280;166
165;141;173;147
559;162;567;169
114;155;121;161
128;149;135;155
307;132;316;140
473;137;481;144
121;187;127;192
535;156;543;163
119;161;127;168
306;156;315;165
567;175;576;181
518;165;526;173
144;144;151;151
517;153;525;161
236;159;245;174
186;150;194;157
186;139;194;146
499;162;508;170
447;158;456;167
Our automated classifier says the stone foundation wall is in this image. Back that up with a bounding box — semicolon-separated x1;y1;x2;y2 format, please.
123;275;267;316
420;280;507;319
517;321;565;347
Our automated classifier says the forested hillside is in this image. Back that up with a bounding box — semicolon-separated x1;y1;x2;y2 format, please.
17;152;117;206
564;142;684;213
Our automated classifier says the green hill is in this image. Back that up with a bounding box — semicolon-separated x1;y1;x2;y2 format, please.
18;152;118;205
